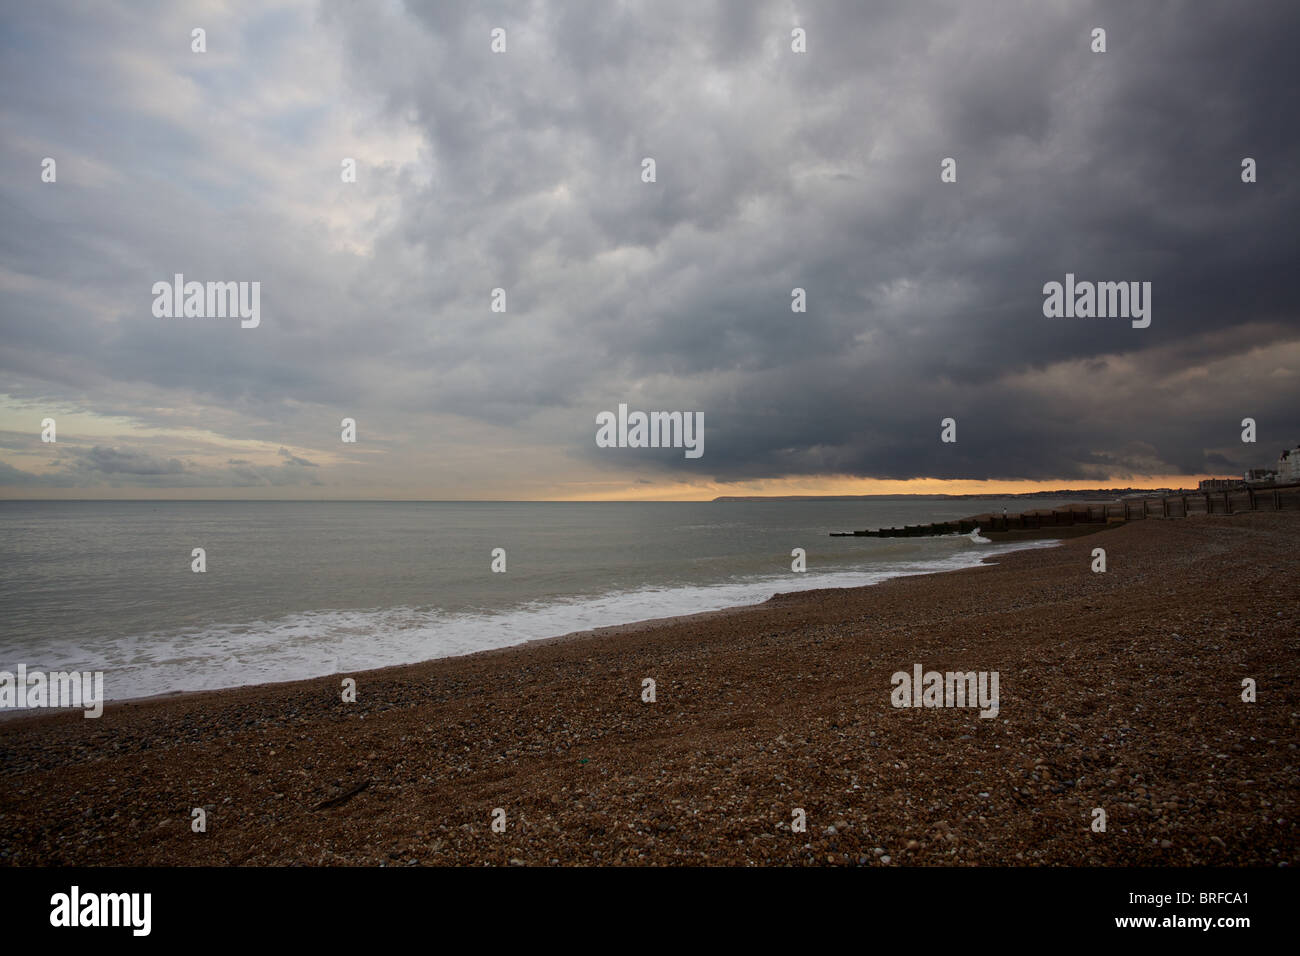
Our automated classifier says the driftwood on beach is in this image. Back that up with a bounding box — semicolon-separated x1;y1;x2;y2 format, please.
311;780;370;812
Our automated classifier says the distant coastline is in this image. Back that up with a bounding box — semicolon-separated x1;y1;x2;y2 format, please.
713;489;1176;502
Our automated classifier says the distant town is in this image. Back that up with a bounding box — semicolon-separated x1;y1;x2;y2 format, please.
1196;444;1300;492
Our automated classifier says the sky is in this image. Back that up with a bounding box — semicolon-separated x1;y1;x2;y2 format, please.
1;0;1297;500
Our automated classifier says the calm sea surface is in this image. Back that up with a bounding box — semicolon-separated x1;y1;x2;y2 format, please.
0;499;1074;701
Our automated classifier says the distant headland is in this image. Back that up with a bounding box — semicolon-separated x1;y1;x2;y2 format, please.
711;489;1179;502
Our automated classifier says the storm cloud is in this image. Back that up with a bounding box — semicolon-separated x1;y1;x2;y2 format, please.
1;0;1296;495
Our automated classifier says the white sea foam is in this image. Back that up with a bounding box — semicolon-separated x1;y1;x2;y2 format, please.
6;538;1058;704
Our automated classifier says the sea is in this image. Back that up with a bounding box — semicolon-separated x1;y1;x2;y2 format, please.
0;498;1078;704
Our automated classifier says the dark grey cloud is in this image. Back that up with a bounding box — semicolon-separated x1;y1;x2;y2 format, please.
81;445;185;476
0;460;45;485
0;434;324;489
1;0;1297;492
53;445;323;489
278;447;318;467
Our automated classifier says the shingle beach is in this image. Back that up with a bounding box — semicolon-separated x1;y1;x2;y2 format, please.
2;513;1296;866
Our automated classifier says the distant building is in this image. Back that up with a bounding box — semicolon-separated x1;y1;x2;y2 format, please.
1244;468;1277;483
1199;478;1244;491
1279;447;1300;483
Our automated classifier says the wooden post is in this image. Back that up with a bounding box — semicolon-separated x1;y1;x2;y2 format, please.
1224;491;1231;514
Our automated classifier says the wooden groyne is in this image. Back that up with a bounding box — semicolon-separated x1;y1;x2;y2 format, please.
830;483;1300;537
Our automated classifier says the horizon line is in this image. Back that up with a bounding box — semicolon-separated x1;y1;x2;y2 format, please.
0;486;1212;505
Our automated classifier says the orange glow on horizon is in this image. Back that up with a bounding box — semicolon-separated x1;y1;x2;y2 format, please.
541;474;1224;502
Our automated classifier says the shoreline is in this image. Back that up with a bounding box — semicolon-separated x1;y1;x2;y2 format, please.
0;535;1066;722
2;513;1296;866
0;600;808;726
